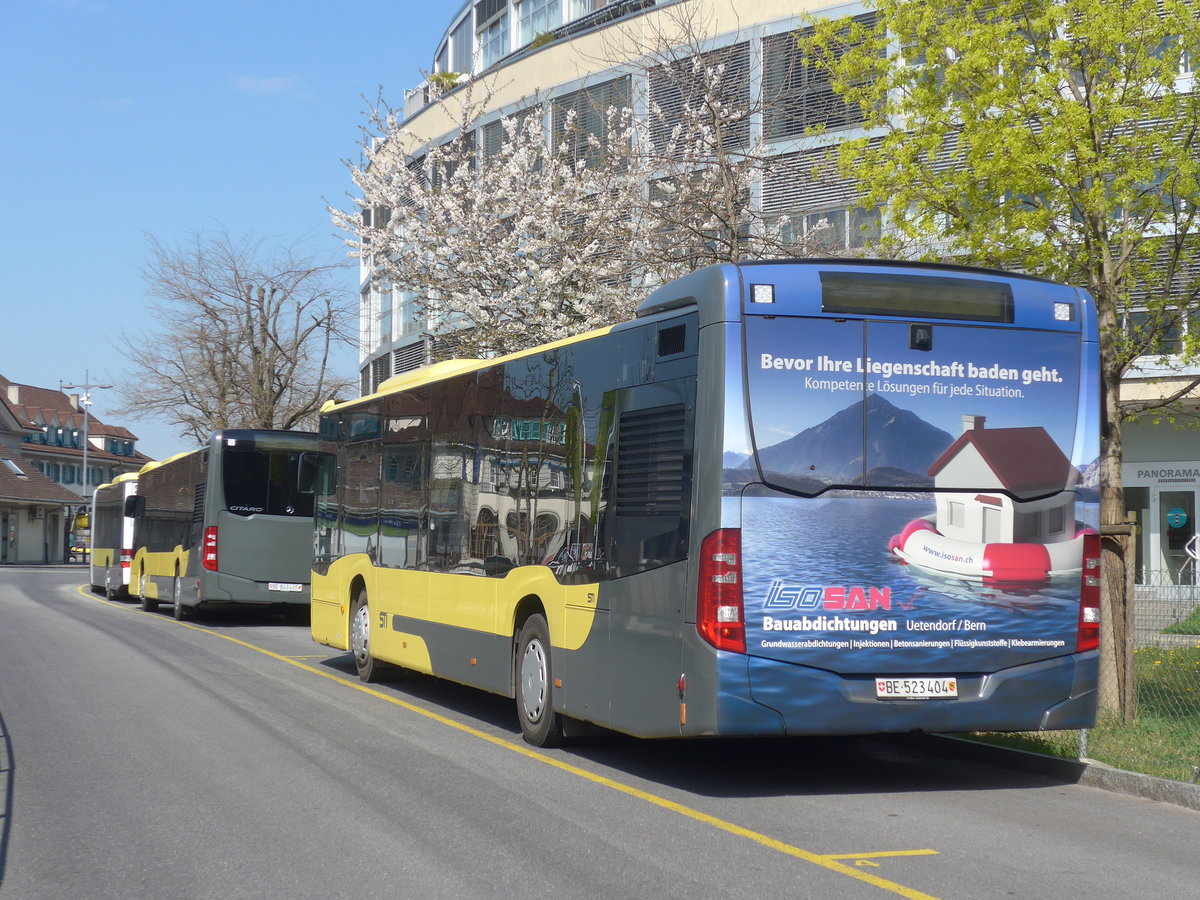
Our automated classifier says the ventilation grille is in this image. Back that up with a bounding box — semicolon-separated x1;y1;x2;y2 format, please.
192;482;206;526
616;404;687;517
657;324;686;357
371;354;391;392
392;341;426;374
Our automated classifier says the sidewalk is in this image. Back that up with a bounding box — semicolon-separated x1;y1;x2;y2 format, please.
908;734;1200;812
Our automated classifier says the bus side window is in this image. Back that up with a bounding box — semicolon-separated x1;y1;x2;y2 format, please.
297;451;323;494
124;495;145;518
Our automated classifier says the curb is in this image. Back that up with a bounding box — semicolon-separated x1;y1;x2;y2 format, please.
895;733;1200;812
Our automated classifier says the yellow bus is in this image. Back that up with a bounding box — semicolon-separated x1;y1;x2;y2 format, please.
89;472;138;598
310;260;1101;746
130;430;326;621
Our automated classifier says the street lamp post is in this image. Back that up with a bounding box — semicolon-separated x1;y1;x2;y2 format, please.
62;369;113;512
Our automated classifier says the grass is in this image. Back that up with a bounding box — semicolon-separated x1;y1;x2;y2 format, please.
970;642;1200;782
1163;606;1200;635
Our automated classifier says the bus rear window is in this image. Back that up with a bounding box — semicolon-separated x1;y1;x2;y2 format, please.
223;449;315;517
821;271;1013;323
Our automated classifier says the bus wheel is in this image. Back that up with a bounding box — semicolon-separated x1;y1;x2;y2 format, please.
172;575;188;621
139;574;158;612
516;614;565;748
350;589;386;683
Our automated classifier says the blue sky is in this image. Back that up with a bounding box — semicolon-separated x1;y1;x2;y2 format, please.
0;0;455;460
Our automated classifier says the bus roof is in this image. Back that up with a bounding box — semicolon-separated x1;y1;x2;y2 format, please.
325;324;616;414
635;259;1067;319
138;450;196;475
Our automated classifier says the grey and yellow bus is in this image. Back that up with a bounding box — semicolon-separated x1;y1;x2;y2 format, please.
129;429;325;621
309;260;1101;746
89;472;139;599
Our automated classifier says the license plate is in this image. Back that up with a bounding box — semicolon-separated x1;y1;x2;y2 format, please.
268;582;303;593
875;676;958;700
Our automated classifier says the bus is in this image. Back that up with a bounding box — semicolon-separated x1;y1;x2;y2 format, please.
309;260;1101;746
90;472;138;598
129;429;326;621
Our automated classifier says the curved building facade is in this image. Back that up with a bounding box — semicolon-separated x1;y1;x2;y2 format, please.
357;0;876;393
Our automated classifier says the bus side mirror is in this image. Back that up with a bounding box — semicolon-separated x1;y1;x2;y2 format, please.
124;496;146;518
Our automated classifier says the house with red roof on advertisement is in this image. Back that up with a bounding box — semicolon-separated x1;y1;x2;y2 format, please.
0;375;151;564
928;414;1078;547
889;414;1090;584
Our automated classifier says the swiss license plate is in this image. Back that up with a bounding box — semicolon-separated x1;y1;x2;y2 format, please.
268;582;303;593
875;676;958;700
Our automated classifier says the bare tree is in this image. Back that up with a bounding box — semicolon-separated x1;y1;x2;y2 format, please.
114;229;355;444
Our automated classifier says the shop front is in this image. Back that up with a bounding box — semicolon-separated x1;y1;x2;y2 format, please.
1122;461;1200;586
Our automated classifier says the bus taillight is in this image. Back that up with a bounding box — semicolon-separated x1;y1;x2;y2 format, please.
1077;532;1101;652
698;529;745;654
120;549;132;569
202;526;219;572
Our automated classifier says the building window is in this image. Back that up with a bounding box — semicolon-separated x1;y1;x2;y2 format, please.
360;287;378;356
649;43;752;154
519;0;561;46
762;19;873;140
477;0;510;69
377;284;393;346
1124;307;1198;358
552;76;631;165
774;206;881;251
567;0;608;19
450;15;474;73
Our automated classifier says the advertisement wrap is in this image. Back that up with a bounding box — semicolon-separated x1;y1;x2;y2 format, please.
728;315;1100;677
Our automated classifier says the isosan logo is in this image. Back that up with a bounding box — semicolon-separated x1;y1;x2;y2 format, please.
764;581;892;611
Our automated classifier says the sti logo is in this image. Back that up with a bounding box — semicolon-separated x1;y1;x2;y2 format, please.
764;581;892;611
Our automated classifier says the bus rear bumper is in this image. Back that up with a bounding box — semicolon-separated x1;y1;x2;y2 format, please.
744;650;1099;735
208;572;311;606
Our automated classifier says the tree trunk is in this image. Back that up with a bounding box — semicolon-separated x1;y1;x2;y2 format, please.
1097;363;1134;719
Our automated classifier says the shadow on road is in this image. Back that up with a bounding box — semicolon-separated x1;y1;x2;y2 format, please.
0;706;12;887
312;652;1074;801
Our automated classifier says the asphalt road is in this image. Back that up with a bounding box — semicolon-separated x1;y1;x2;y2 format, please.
0;568;1195;900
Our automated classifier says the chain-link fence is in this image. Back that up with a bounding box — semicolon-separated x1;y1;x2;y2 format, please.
1092;570;1200;780
978;569;1200;782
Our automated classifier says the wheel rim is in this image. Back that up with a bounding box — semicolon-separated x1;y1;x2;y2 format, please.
174;578;182;608
520;637;548;724
351;601;370;667
140;575;146;597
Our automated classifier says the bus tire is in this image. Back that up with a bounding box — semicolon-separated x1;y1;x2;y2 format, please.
350;588;387;683
172;574;188;621
139;574;158;612
515;614;565;748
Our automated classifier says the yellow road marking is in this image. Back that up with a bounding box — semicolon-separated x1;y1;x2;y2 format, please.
76;584;943;899
825;851;941;861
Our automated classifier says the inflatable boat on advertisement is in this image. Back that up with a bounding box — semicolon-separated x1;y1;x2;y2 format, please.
888;516;1095;584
